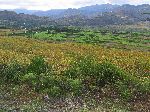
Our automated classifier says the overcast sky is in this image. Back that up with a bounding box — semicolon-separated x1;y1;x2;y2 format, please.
0;0;149;10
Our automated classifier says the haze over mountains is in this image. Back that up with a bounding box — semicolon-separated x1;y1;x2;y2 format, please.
0;4;150;28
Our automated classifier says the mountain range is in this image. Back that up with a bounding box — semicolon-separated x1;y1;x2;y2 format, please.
0;4;150;28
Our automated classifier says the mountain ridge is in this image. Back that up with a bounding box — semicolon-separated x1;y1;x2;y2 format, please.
0;4;149;28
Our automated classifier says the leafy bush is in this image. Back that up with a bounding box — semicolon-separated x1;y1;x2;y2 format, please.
64;56;125;89
1;55;149;100
131;32;139;37
68;79;83;95
0;62;25;83
21;73;39;90
48;86;62;97
115;81;133;100
96;62;125;86
27;56;49;75
64;56;98;79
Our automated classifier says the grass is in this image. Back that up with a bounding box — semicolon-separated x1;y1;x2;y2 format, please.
0;37;149;75
0;55;149;111
0;28;150;111
5;26;150;51
26;29;150;51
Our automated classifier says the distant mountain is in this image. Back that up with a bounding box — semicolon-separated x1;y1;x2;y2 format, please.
33;9;66;19
13;9;38;15
57;4;150;26
32;4;150;26
0;4;150;28
0;10;56;29
112;4;150;21
78;4;120;15
0;9;38;14
33;4;120;18
56;12;133;27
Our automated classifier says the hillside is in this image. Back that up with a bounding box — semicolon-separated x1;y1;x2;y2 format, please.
0;35;150;111
0;4;150;27
0;3;150;111
33;4;150;26
0;10;56;29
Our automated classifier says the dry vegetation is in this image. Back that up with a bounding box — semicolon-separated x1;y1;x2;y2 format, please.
0;29;150;111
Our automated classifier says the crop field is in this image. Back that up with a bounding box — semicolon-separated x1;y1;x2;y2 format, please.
0;28;150;111
0;37;150;75
9;26;150;51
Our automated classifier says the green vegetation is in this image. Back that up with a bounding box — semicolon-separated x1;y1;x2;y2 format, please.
0;4;150;111
9;26;150;51
0;56;127;96
0;55;150;111
0;27;150;111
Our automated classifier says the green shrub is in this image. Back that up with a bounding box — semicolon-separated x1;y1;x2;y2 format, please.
21;73;38;89
64;56;98;79
133;78;150;93
37;76;83;97
68;79;83;95
2;55;148;100
96;62;125;86
20;56;53;92
64;56;125;89
45;86;62;97
38;76;70;97
27;56;49;75
131;32;139;37
20;55;69;96
0;62;25;83
115;81;133;100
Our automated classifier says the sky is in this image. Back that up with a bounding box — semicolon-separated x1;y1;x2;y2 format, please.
0;0;149;11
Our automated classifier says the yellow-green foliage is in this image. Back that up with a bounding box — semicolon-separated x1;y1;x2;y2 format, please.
0;37;149;77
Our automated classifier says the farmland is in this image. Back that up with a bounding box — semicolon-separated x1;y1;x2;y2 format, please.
9;26;150;51
0;28;150;111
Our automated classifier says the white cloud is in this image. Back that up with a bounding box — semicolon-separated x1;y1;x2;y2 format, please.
0;0;149;10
